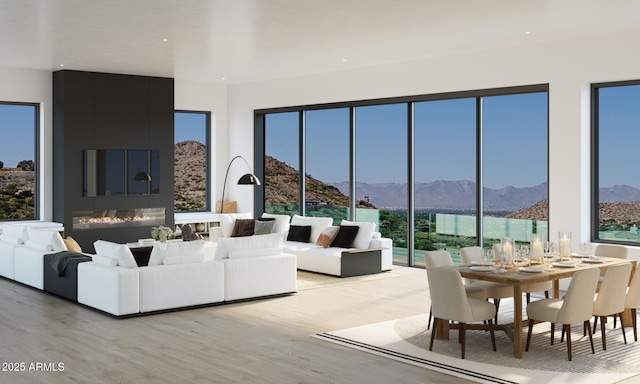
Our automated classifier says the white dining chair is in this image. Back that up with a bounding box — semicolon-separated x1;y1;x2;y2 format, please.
424;250;487;330
427;267;497;359
525;268;600;361
625;269;640;342
592;263;632;350
458;246;513;324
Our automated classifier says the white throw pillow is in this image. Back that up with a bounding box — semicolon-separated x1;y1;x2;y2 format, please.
218;213;253;238
1;225;28;243
215;232;283;260
27;228;67;252
92;254;118;266
260;213;291;235
93;240;138;269
228;247;282;259
340;220;376;249
290;215;333;244
149;240;205;266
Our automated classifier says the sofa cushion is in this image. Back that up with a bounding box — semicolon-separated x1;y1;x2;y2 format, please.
330;225;360;248
231;219;255;237
93;240;138;269
261;213;291;234
1;224;28;242
254;219;276;235
290;215;332;243
215;233;283;260
23;239;54;251
228;247;282;259
341;220;376;249
148;240;205;266
27;228;67;252
92;254;118;266
287;225;312;243
219;213;253;237
0;234;25;245
316;226;339;248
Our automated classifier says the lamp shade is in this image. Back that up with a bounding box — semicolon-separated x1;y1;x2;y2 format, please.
238;173;260;185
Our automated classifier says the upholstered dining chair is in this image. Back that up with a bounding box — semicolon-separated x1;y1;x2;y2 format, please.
592;262;632;350
427;267;497;359
625;269;640;342
458;246;513;324
525;268;600;361
424;250;487;330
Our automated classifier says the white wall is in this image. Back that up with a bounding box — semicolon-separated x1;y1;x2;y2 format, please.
227;29;640;260
0;68;52;221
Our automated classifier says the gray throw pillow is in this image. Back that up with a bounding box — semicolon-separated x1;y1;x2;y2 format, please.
254;220;276;235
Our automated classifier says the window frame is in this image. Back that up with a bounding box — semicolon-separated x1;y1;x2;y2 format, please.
0;101;39;221
174;109;211;213
591;79;640;246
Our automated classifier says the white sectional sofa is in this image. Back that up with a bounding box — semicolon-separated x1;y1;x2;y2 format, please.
78;236;297;316
218;213;393;277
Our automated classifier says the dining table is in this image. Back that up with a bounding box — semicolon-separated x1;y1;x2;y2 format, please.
435;255;636;358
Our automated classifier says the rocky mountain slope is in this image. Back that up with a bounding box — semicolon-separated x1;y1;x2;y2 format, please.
174;140;206;211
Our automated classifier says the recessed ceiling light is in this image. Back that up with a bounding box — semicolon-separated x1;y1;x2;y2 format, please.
162;38;168;42
525;31;531;35
221;77;226;81
59;64;65;67
342;59;348;62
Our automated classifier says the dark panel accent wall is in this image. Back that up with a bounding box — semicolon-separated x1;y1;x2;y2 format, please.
53;70;174;252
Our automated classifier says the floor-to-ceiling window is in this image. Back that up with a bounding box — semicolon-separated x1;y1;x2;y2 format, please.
0;102;38;220
174;111;210;212
305;108;350;224
593;81;640;244
265;112;301;216
256;85;548;266
482;92;548;247
414;98;477;265
355;104;408;264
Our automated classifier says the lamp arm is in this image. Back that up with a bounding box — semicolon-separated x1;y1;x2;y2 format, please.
220;155;251;214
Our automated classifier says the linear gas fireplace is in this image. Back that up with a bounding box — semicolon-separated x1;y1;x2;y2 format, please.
72;208;165;230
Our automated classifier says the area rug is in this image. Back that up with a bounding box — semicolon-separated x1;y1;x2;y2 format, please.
313;303;640;384
296;270;401;291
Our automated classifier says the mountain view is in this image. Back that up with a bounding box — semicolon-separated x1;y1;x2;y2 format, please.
0;162;35;219
174;140;206;211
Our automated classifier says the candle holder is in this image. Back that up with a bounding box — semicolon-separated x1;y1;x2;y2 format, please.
559;231;572;261
501;237;514;268
530;234;544;264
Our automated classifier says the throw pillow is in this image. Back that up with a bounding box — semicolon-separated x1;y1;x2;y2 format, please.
316;226;339;248
231;218;256;237
330;225;360;248
254;219;276;235
218;212;253;237
286;225;312;243
290;215;333;243
93;240;138;269
64;236;82;252
215;200;237;213
260;213;291;234
340;220;377;249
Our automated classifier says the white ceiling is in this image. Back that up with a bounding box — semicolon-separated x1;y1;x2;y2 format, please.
2;0;640;84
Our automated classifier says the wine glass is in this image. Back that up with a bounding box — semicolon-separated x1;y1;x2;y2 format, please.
494;251;506;273
520;245;530;267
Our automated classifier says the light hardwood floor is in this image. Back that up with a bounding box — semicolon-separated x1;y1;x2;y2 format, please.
0;267;472;384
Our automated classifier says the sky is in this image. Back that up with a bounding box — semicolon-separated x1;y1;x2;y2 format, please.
0;104;36;168
265;92;549;189
175;111;207;144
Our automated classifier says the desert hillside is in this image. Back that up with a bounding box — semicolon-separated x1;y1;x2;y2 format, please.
174;140;206;211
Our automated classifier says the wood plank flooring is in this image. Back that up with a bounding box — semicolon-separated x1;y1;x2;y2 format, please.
0;267;471;384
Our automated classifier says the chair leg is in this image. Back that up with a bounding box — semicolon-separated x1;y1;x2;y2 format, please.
460;323;467;359
428;305;432;330
600;316;607;351
619;313;627;344
551;323;555;345
561;326;565;343
544;290;549;299
593;316;599;334
493;299;501;324
526;292;531;304
525;319;534;352
564;324;572;361
429;318;438;351
633;308;638;342
489;319;496;352
585;320;595;354
614;315;617;329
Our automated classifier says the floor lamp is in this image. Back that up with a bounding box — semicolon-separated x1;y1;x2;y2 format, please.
219;155;261;213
